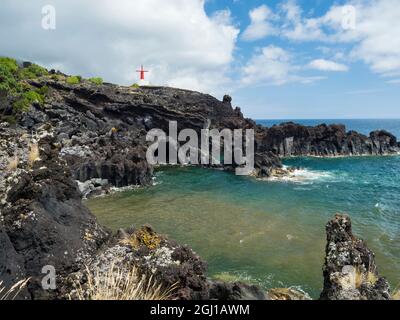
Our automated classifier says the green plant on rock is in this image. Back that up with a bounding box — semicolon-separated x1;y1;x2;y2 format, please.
131;83;140;89
0;57;18;74
13;90;45;112
51;74;65;81
18;63;48;80
0;64;19;94
66;75;82;85
89;77;103;85
0;57;20;95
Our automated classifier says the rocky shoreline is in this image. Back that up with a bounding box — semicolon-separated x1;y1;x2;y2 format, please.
1;62;399;300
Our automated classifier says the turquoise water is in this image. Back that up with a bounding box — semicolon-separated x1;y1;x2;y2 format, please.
87;156;400;298
257;119;400;138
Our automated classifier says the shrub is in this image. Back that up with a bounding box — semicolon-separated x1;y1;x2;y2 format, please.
131;83;140;89
70;264;175;300
18;63;48;80
37;85;49;96
0;64;19;94
13;90;45;112
51;74;65;81
0;57;18;74
89;77;103;85
66;76;82;85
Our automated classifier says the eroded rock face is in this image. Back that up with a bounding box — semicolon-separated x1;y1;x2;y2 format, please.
258;122;399;157
320;214;391;300
0;132;110;299
18;79;398;185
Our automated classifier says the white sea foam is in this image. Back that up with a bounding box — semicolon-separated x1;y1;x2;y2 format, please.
266;166;335;184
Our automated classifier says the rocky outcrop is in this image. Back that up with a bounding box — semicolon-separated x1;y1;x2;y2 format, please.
0;129;110;299
320;214;391;300
21;78;399;185
257;122;399;157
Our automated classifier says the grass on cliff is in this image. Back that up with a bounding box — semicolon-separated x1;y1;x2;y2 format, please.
89;77;103;85
70;264;175;300
66;75;82;85
0;279;29;300
0;57;49;119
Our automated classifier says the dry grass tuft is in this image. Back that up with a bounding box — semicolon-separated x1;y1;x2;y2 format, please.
392;283;400;300
354;268;378;289
0;279;29;300
28;143;40;167
7;156;19;171
70;264;175;300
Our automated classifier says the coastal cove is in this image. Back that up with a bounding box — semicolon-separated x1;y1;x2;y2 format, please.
1;58;399;300
86;155;400;299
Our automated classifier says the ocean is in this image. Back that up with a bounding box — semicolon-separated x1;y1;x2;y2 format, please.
86;119;400;298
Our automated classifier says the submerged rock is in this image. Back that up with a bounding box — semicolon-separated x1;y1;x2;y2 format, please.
320;214;391;300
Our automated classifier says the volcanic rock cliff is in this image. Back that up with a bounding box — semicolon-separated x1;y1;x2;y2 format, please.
0;63;398;300
10;76;398;185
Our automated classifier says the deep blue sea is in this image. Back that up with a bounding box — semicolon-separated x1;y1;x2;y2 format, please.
87;119;400;298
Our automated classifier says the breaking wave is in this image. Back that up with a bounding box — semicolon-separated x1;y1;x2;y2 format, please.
266;166;335;184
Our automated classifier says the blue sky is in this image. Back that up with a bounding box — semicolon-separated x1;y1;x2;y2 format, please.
1;0;399;119
203;0;400;118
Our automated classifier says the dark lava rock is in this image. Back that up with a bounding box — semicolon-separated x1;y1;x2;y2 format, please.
257;122;399;157
0;134;110;299
320;214;391;300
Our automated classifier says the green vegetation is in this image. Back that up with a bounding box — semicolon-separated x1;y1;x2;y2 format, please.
0;57;18;73
0;57;19;94
0;64;19;94
13;90;45;112
18;63;48;80
0;56;101;123
131;83;140;89
89;77;103;85
0;56;50;119
51;74;65;81
66;75;82;85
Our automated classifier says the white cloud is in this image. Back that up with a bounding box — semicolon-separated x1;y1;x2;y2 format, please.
346;0;400;77
241;46;290;85
387;79;400;84
308;59;348;72
242;5;276;41
241;45;324;86
279;0;400;78
0;0;239;94
280;0;324;41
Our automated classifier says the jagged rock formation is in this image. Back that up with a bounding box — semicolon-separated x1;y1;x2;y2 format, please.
320;214;391;300
19;78;399;186
0;128;109;299
258;122;400;157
